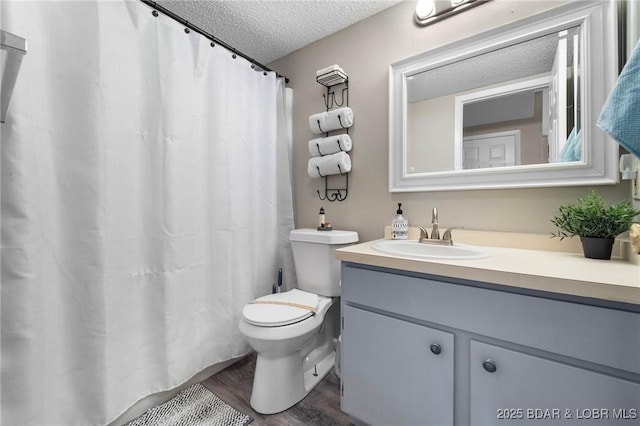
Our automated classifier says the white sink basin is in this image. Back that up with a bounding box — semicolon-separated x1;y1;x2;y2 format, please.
371;240;490;260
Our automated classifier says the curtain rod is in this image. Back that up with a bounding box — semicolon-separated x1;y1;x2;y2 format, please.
139;0;289;84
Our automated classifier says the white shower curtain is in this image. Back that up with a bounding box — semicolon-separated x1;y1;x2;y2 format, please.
0;1;295;425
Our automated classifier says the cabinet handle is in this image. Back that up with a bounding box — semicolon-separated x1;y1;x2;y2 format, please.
483;359;497;373
430;343;442;355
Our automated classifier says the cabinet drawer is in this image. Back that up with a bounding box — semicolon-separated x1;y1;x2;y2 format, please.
342;265;640;375
342;305;454;426
470;340;640;425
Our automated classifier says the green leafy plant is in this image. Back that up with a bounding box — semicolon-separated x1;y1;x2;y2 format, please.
551;190;640;240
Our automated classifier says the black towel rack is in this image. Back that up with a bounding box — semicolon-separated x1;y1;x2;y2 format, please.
315;70;350;202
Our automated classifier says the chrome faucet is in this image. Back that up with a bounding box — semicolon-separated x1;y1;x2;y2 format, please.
417;208;457;245
430;207;439;240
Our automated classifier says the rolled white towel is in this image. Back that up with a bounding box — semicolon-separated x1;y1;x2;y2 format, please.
308;134;352;157
309;112;326;135
308;151;351;178
308;112;325;135
316;64;341;77
308;107;354;135
324;107;353;132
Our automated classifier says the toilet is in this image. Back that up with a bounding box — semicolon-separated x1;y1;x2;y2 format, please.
238;228;358;414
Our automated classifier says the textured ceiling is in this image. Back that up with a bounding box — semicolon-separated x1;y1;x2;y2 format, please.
156;0;401;65
407;24;581;104
406;30;567;103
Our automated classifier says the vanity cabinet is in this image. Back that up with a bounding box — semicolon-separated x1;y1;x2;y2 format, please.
340;264;640;426
470;341;640;425
341;305;454;426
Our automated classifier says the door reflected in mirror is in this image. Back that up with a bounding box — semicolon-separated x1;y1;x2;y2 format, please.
406;26;582;174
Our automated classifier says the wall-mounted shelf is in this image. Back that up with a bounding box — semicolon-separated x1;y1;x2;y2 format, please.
317;68;347;86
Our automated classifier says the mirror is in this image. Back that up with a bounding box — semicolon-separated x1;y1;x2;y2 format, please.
389;1;619;192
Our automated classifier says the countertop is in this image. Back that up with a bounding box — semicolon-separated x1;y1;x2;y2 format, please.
335;239;640;306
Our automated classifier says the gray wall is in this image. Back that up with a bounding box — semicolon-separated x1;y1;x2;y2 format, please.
270;0;630;243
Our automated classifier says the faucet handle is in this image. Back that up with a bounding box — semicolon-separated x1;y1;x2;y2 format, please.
442;227;462;242
417;225;430;240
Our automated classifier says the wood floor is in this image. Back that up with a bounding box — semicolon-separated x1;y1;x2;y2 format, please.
201;353;354;426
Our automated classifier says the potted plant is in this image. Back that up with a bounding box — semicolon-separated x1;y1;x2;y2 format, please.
551;190;640;260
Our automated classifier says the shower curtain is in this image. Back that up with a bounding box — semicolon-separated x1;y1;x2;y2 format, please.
0;1;295;425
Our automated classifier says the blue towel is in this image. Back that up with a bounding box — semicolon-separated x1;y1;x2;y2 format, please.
559;127;582;162
597;40;640;158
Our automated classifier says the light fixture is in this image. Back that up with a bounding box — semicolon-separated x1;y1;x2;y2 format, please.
415;0;490;26
415;0;436;20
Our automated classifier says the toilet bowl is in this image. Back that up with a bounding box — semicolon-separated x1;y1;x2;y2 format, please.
238;228;358;415
239;290;338;414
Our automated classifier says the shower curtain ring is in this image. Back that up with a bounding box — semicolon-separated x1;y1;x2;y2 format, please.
316;166;325;178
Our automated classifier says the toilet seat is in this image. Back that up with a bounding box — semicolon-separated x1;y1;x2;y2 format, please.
243;289;320;327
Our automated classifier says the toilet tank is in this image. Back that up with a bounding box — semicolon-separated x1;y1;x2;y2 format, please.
290;229;359;297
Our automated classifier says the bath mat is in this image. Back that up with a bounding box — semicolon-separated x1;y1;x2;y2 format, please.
126;383;253;426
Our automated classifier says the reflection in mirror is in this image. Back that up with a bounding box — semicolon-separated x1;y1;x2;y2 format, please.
406;26;581;174
389;0;619;192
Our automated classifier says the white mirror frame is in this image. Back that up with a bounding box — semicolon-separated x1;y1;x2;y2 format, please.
389;0;619;192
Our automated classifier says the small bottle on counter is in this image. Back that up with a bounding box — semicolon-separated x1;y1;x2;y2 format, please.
392;203;408;240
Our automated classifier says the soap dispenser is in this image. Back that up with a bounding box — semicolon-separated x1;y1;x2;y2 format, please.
392;203;408;240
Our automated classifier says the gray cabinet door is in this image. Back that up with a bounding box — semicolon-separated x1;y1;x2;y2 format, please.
342;305;454;426
470;340;640;425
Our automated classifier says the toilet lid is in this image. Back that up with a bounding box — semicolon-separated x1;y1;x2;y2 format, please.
242;289;319;327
